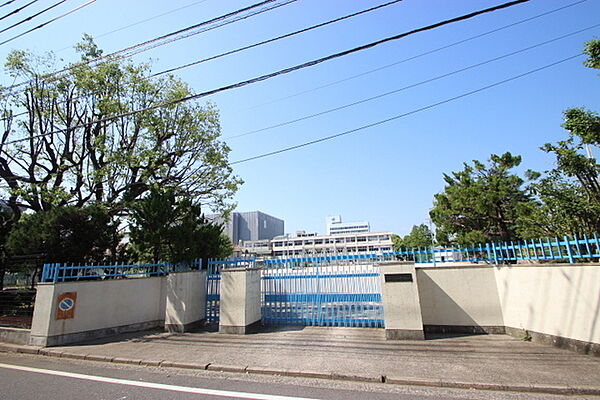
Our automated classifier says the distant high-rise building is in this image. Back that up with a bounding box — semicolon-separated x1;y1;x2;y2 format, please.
207;211;284;245
326;215;370;236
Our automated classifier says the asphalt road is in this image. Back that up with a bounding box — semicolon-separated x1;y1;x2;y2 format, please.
0;352;595;400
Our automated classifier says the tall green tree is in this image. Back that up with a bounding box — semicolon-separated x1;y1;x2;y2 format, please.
517;40;600;237
5;205;121;265
0;35;241;218
392;224;434;250
0;210;16;289
128;187;232;264
430;152;531;244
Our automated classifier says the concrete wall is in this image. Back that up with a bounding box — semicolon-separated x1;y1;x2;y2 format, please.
0;327;30;345
380;262;424;339
165;271;206;332
219;268;261;334
411;263;599;354
494;264;600;346
30;276;167;346
28;270;208;346
417;266;505;332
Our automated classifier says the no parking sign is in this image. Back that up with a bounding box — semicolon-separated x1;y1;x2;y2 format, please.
56;292;77;320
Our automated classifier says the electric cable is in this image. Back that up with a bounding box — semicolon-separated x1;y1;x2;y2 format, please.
116;0;298;59
0;0;39;23
1;0;583;123
2;0;298;92
229;54;583;165
2;0;407;120
78;0;210;43
0;0;19;9
0;0;533;147
0;0;65;36
243;0;588;110
151;0;405;79
225;22;600;140
0;0;95;46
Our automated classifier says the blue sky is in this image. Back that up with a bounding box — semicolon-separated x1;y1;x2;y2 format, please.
0;0;598;236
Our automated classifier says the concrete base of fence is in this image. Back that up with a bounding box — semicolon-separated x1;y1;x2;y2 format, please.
380;262;424;340
505;326;600;357
165;319;205;334
0;327;30;345
219;320;262;335
219;267;261;335
385;329;425;340
424;325;506;335
29;320;163;347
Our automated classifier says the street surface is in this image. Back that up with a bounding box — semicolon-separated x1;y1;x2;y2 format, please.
0;352;596;400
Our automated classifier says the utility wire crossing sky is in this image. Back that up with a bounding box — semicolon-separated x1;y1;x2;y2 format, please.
0;0;597;236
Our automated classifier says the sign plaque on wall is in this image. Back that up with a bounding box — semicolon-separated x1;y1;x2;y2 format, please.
56;292;77;320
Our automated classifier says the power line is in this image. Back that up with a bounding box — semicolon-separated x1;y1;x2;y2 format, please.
242;0;588;111
151;0;405;79
0;0;95;46
0;0;39;23
230;54;583;165
2;0;406;121
1;0;532;146
116;0;298;60
3;0;298;92
0;0;582;123
81;0;211;43
0;0;19;9
54;0;212;53
0;0;65;36
225;23;600;140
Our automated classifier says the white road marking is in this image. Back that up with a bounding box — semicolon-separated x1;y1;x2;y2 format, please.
0;362;321;400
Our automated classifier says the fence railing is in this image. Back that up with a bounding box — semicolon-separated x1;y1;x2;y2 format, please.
0;289;36;328
209;234;599;267
387;234;600;264
41;260;202;283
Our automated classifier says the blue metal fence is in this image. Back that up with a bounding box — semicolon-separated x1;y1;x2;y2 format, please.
41;260;202;283
387;234;600;264
261;257;384;327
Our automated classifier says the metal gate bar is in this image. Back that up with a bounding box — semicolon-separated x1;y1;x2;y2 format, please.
261;256;384;327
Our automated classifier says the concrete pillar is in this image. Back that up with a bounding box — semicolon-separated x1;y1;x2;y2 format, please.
380;261;424;340
28;283;57;347
219;267;261;334
165;270;207;333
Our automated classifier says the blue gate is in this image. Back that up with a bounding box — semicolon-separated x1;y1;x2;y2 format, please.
261;254;384;327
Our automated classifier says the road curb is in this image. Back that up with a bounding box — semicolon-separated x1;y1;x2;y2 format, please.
1;344;599;396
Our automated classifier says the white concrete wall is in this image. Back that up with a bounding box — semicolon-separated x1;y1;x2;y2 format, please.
219;268;261;329
494;264;600;344
245;269;262;325
417;266;504;327
380;263;424;338
30;276;167;345
165;271;206;328
220;269;247;327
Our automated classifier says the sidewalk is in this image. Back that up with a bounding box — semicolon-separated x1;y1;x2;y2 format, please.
2;326;600;395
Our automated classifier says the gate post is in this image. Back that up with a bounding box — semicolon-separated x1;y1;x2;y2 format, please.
219;267;261;334
165;270;207;333
380;261;424;340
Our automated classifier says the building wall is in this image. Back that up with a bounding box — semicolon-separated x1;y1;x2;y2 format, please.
494;264;600;345
208;211;284;245
257;212;285;241
271;232;393;256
